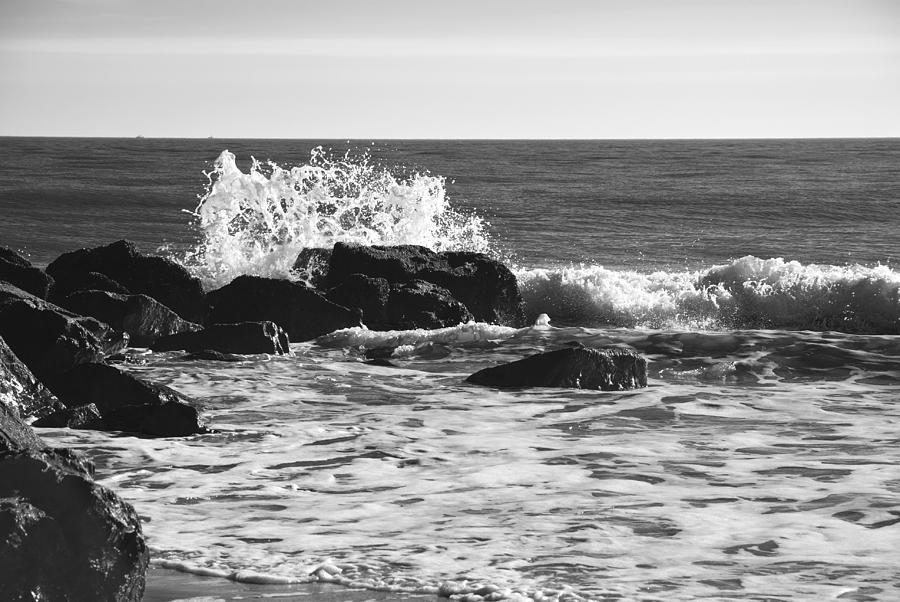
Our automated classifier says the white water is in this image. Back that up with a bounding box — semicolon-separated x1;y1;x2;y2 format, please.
184;149;490;288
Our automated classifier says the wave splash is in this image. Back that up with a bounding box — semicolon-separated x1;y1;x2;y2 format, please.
183;148;490;288
519;256;900;334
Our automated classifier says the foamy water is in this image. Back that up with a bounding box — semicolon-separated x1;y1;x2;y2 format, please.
41;327;900;601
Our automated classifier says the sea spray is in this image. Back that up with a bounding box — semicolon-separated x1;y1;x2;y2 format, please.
182;148;491;288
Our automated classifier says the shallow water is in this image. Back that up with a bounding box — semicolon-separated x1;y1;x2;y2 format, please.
41;326;900;601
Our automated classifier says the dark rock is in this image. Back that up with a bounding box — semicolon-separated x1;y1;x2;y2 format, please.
152;321;290;355
181;349;244;362
0;403;45;453
48;270;130;305
292;247;333;288
466;347;648;391
1;335;63;421
0;447;148;601
364;358;399;367
50;362;205;437
326;274;391;329
0;282;128;384
325;242;525;326
0;247;54;299
46;240;206;322
206;275;359;341
32;403;104;430
61;290;202;347
387;279;473;329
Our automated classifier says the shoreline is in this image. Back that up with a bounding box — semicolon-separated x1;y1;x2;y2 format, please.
144;566;440;602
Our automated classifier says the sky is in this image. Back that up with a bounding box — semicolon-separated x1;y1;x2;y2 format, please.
0;0;898;138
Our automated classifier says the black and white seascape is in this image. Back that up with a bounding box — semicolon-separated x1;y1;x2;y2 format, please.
2;2;899;602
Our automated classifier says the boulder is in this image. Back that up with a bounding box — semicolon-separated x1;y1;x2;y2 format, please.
0;403;45;453
206;275;359;341
46;240;206;322
1;335;63;421
32;403;104;430
0;282;128;384
49;362;205;437
0;247;54;299
325;243;525;326
326;274;391;329
61;290;201;347
48;271;130;305
292;247;333;288
152;321;290;355
387;280;473;329
0;447;148;601
466;346;648;391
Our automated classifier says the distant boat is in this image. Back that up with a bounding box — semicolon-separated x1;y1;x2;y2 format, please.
136;135;145;139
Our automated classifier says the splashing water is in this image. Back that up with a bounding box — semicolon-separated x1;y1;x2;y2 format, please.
183;148;491;288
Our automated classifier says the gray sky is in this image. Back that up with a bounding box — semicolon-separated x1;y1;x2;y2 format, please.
1;0;898;138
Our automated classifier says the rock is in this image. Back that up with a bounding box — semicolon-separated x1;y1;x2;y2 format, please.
46;240;206;322
466;346;648;390
32;403;104;430
0;282;128;384
325;242;526;326
0;403;45;453
0;247;54;300
0;335;64;421
206;275;359;341
0;447;148;601
326;274;391;329
61;290;202;347
48;270;130;305
181;350;244;362
292;247;333;288
387;280;473;329
49;362;205;437
152;321;290;355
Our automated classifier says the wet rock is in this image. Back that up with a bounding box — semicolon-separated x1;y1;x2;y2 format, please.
325;242;525;326
0;335;63;421
46;240;206;322
292;247;333;288
181;349;244;362
0;403;45;453
206;275;359;341
61;290;202;347
0;247;54;300
32;403;104;430
0;447;148;601
326;274;391;329
49;362;205;437
387;279;473;329
48;270;130;305
0;282;128;383
466;346;648;390
152;321;290;355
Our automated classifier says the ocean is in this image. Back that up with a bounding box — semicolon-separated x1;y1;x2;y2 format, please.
1;137;899;601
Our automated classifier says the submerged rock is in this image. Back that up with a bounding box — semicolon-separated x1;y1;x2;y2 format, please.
325;242;526;326
181;349;244;362
0;335;63;421
206;275;359;341
47;362;205;437
61;290;201;347
0;247;54;300
466;346;648;390
0;447;148;601
152;321;290;355
32;403;104;430
46;240;206;323
0;282;128;384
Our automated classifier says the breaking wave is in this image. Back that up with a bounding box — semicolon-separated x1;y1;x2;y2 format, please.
519;256;900;334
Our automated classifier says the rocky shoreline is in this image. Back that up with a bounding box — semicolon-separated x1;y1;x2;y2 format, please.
1;240;645;600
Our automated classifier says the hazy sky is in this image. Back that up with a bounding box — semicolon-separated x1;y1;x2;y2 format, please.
1;0;898;138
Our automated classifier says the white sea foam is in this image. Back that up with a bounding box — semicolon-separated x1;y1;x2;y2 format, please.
183;148;490;288
518;256;900;334
316;321;519;349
